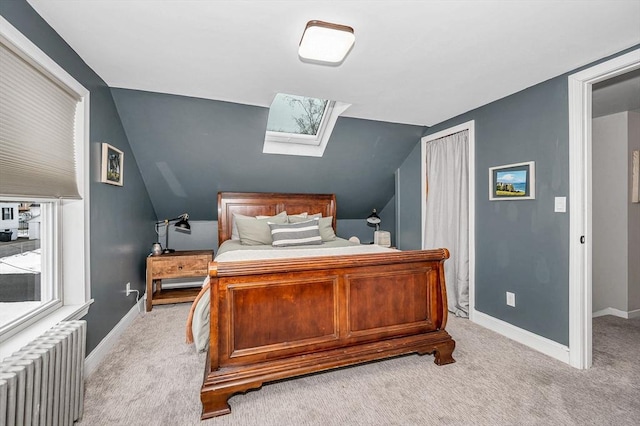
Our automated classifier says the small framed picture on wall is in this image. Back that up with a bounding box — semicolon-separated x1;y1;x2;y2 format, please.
101;143;124;186
489;161;535;201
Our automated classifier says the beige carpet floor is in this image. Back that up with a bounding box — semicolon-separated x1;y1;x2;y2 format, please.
77;304;639;425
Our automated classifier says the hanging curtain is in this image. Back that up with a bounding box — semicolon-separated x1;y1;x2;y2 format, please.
423;130;469;317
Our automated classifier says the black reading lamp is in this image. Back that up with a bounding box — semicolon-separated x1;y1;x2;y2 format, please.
366;209;381;231
155;213;191;254
366;208;391;247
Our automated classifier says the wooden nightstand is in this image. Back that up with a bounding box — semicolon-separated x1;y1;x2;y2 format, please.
145;250;213;312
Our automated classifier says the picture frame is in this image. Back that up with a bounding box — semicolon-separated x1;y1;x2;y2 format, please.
101;143;124;186
489;161;535;200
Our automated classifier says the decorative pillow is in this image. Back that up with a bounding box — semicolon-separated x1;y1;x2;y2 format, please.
287;212;308;222
268;220;322;247
283;213;335;241
288;212;319;223
231;213;250;240
232;211;286;241
235;212;287;245
318;216;336;241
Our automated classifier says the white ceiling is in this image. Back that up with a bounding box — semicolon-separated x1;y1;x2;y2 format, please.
28;0;640;126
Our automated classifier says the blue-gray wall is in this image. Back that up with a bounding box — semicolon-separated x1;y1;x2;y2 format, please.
109;88;424;221
397;143;423;251
398;77;572;345
168;218;385;252
397;45;640;346
1;0;157;353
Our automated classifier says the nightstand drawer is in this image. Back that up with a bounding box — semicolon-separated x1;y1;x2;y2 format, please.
151;256;209;278
145;250;214;311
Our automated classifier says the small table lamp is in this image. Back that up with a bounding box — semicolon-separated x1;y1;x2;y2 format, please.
366;209;381;231
366;209;391;247
155;213;191;254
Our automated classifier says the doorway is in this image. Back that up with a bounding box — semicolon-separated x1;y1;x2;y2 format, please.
568;48;640;369
592;70;640;320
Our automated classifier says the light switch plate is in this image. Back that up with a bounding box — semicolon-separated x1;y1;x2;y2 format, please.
554;197;566;213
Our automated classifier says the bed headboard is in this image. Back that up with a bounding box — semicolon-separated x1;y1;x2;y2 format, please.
217;192;337;246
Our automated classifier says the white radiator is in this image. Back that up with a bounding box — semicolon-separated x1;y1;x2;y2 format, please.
0;320;86;426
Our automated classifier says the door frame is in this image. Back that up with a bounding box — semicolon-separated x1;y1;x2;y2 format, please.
567;48;640;369
421;120;476;319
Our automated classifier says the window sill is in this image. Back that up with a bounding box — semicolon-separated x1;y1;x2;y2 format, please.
0;299;94;361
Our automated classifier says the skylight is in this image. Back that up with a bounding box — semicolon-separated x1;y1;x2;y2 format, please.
263;92;350;157
267;94;327;138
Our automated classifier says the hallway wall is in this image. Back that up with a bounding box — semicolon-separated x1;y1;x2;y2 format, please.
592;110;640;317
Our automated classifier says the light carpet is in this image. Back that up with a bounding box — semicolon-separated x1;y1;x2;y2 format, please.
77;305;639;425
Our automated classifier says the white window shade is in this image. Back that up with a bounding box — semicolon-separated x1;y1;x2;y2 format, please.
0;39;80;199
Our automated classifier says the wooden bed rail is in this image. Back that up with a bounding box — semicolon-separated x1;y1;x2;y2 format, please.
209;248;450;277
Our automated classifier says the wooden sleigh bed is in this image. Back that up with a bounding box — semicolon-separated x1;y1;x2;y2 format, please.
200;192;456;419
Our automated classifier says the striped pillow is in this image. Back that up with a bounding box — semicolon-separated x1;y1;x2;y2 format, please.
268;219;322;247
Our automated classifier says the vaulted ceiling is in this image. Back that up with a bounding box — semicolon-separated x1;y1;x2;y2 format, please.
109;88;423;220
26;1;640;219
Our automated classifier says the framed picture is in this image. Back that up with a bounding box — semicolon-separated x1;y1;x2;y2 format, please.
101;143;124;186
489;161;535;200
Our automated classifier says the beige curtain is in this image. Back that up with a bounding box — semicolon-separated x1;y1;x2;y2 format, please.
423;130;469;317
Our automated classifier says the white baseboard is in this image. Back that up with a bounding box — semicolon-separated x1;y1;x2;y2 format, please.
472;310;570;365
593;307;640;319
84;303;141;378
137;296;146;314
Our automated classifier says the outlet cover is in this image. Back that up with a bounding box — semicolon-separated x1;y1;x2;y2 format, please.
506;291;516;307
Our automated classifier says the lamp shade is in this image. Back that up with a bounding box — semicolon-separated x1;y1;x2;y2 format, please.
174;214;190;231
366;209;381;225
298;20;355;64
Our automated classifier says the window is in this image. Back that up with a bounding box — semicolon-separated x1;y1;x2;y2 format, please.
0;201;50;328
2;207;14;221
0;16;91;352
263;92;350;157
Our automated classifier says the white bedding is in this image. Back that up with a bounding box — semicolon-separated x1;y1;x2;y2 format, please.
216;238;392;261
189;238;396;352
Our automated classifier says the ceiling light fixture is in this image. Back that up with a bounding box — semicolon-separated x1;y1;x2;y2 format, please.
298;20;355;64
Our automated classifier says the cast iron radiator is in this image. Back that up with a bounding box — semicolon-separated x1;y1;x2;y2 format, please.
0;320;86;426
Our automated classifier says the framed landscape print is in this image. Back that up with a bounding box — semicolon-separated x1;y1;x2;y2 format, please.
489;161;535;200
101;143;124;186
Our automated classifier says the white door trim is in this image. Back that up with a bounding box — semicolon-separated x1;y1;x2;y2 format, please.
421;120;476;320
567;48;640;369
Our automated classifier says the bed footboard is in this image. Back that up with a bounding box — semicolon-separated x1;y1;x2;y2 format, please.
200;249;455;419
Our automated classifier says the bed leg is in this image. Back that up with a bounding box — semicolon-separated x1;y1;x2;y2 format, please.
201;382;263;419
201;390;233;419
432;340;456;366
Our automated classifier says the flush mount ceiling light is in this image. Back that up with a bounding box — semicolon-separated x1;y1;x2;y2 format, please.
298;20;355;64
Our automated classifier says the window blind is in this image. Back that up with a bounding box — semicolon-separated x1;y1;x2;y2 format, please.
0;39;81;199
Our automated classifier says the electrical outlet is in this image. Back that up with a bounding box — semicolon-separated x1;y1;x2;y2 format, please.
126;282;131;296
506;291;516;307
